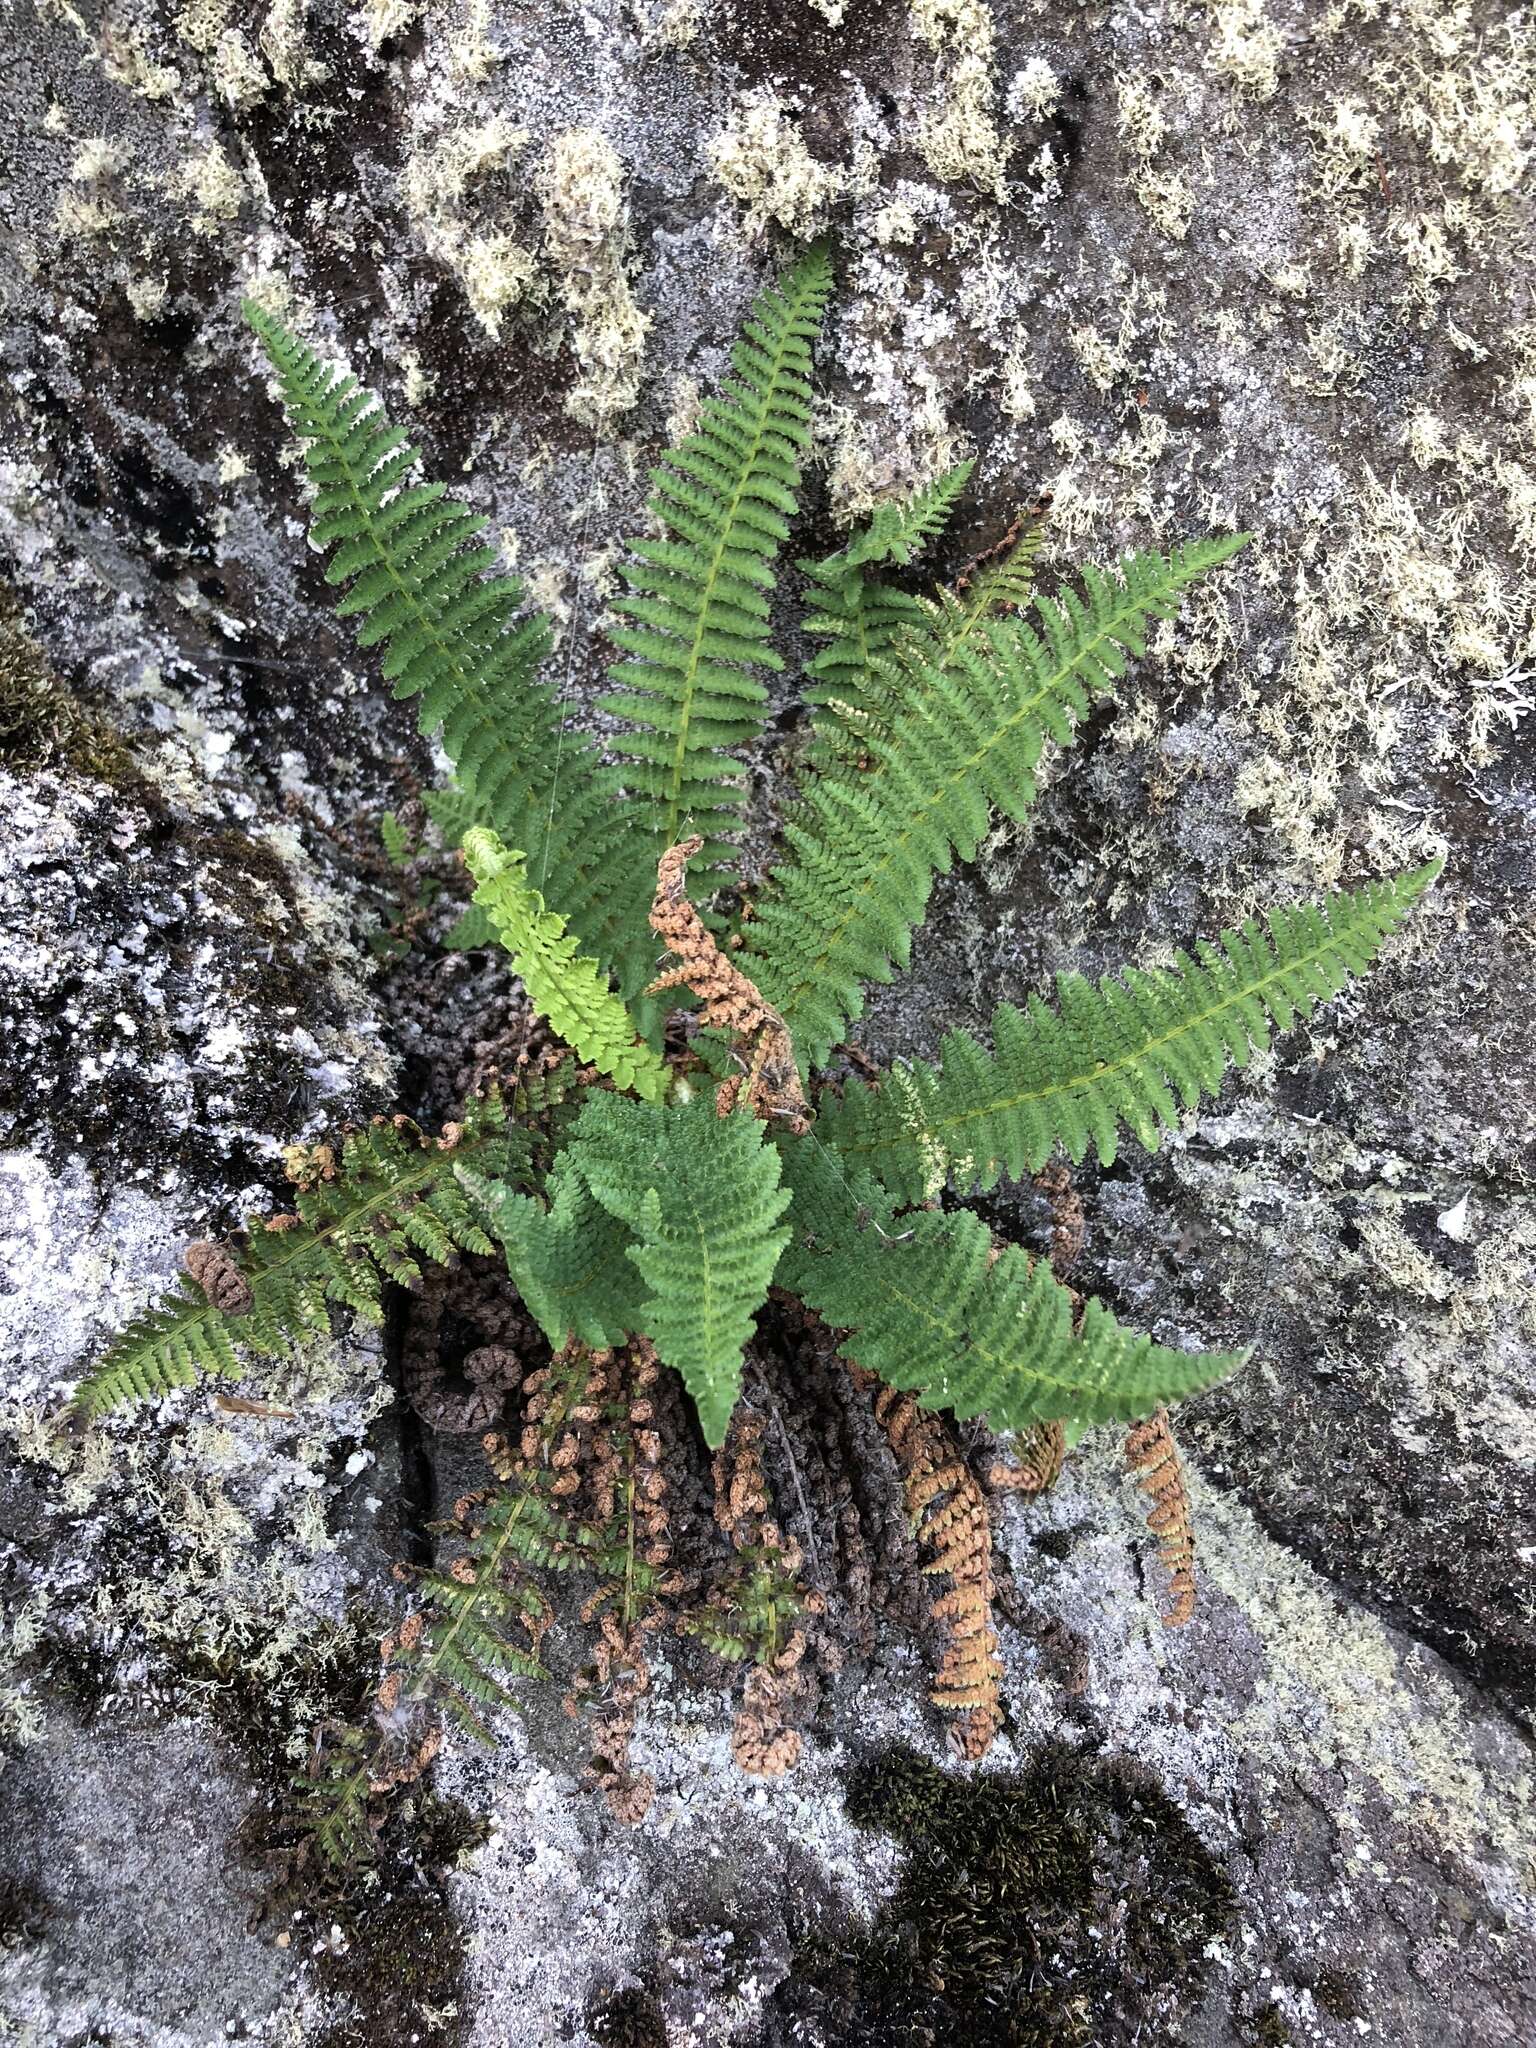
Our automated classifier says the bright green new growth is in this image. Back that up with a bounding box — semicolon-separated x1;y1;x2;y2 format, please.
562;1094;793;1446
817;860;1444;1202
461;826;668;1102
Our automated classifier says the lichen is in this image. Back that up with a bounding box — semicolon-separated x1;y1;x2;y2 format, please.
908;0;1011;200
539;128;651;429
708;89;852;238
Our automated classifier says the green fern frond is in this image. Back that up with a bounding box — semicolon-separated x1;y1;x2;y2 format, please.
817;860;1442;1200
76;1096;525;1419
290;1723;380;1871
598;245;835;891
243;304;654;994
777;1142;1246;1429
565;1094;793;1445
461;826;668;1102
744;536;1250;1066
798;463;973;758
379;810;412;868
402;1494;550;1740
949;499;1050;619
465;1153;647;1351
838;460;976;571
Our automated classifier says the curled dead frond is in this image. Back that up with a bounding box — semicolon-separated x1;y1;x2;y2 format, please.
989;1421;1067;1496
183;1241;254;1316
852;1363;1003;1758
403;1276;527;1433
731;1637;807;1776
646;836;811;1135
1124;1407;1197;1628
1032;1158;1086;1276
687;1405;818;1774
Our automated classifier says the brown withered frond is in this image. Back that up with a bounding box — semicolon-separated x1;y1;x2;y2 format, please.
1032;1158;1086;1276
851;1363;1004;1759
1124;1407;1197;1628
989;1420;1067;1496
646;836;812;1135
694;1405;820;1775
550;1338;685;1823
182;1241;254;1316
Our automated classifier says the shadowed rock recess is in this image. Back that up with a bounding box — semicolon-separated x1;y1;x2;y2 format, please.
2;1;1533;2043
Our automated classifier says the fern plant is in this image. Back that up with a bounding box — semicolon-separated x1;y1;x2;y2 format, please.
78;248;1440;1802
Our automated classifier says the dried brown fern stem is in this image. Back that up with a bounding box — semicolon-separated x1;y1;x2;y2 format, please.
551;1338;682;1823
1124;1407;1197;1627
646;836;811;1134
704;1407;818;1775
848;1362;1004;1758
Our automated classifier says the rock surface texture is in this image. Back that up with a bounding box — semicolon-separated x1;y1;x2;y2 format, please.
2;1;1534;2044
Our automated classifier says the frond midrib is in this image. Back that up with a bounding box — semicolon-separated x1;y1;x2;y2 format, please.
835;898;1406;1160
759;582;1158;1026
655;313;810;852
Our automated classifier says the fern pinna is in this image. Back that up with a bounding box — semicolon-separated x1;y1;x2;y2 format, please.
76;247;1440;1803
78;1094;523;1417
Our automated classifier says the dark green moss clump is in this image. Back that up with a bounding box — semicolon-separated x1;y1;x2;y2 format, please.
181;1622;483;2048
0;590;138;783
590;1984;670;2047
774;1742;1235;2048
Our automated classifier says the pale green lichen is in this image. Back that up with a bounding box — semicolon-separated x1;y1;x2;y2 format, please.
908;0;1011;200
1203;0;1284;104
708;89;855;238
174;140;245;236
400;115;539;340
539;127;651;429
1115;72;1196;239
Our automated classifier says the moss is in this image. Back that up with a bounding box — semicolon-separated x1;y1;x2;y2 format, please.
1243;2008;1295;2047
181;1623;478;2046
308;1887;470;2048
0;1872;50;1952
1312;1965;1366;2021
780;1742;1235;2046
0;594;137;785
590;1985;670;2047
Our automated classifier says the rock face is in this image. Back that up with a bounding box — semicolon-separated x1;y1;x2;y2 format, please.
2;2;1534;2045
